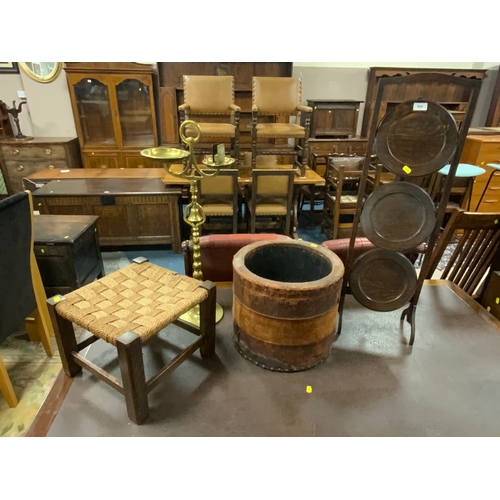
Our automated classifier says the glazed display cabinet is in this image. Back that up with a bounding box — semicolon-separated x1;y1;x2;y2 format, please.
65;62;158;169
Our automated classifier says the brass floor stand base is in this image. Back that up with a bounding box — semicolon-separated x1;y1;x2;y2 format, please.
180;303;224;326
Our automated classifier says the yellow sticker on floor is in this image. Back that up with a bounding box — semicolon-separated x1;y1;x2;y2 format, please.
310;243;318;248
487;306;491;312
402;165;412;174
306;385;312;393
496;298;499;304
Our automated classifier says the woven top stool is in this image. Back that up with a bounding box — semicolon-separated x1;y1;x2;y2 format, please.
47;257;216;425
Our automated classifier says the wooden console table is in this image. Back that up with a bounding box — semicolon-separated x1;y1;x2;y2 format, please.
32;178;182;252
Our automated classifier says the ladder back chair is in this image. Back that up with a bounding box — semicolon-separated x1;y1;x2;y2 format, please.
425;208;500;297
321;155;382;239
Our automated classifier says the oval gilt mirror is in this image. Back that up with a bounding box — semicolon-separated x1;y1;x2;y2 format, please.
19;62;62;83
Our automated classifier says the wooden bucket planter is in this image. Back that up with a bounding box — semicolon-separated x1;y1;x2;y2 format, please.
232;240;344;372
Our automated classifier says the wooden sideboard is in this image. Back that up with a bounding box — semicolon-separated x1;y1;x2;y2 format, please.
32;178;182;252
360;67;486;138
485;69;500;127
462;135;500;212
0;137;81;194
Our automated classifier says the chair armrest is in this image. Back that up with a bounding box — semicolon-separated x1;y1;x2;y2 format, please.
178;103;190;112
230;104;241;113
296;104;313;113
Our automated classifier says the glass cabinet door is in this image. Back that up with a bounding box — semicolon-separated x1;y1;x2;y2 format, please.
115;78;155;147
73;78;116;147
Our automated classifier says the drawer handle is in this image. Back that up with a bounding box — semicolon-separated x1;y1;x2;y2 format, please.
483;200;498;204
13;149;19;155
45;149;52;155
17;165;24;171
48;164;55;169
489;186;500;191
328;110;332;114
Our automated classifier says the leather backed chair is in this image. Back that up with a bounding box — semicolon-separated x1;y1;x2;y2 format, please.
199;169;240;234
183;233;291;285
179;75;241;167
244;169;295;236
251;77;312;175
0;192;54;408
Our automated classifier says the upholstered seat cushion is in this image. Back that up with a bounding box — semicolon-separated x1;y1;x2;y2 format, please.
248;198;289;215
55;261;208;345
201;202;234;216
186;123;235;137
255;123;305;138
329;194;359;204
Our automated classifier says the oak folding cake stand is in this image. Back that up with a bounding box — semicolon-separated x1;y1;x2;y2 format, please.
338;73;483;345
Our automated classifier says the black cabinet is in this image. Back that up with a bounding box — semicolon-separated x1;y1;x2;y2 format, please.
33;215;104;296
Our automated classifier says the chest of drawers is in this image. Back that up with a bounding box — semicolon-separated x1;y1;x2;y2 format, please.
462;135;500;212
0;137;81;194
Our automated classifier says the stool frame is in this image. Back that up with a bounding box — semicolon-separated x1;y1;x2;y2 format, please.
47;257;216;425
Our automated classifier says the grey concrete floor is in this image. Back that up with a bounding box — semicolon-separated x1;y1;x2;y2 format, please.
48;284;500;436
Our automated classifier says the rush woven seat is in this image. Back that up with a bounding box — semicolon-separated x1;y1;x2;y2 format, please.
47;258;216;425
55;262;208;345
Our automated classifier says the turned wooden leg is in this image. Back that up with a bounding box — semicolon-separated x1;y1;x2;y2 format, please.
0;354;18;408
47;296;82;377
116;332;149;425
199;281;216;358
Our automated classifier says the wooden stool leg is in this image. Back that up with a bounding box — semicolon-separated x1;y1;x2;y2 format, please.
116;332;149;425
47;296;82;377
0;354;18;408
199;281;216;358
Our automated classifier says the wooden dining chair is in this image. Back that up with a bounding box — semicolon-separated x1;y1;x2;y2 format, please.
198;169;240;234
245;170;295;236
425;208;500;297
251;77;312;176
0;191;54;408
298;152;332;228
321;155;383;239
179;75;241;167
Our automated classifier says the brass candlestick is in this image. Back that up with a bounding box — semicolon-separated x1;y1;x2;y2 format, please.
141;120;234;325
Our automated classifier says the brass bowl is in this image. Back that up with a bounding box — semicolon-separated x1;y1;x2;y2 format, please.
201;157;236;168
140;147;190;161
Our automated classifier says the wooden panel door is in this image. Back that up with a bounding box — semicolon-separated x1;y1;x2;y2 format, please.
113;74;157;148
67;74;117;149
83;153;119;169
